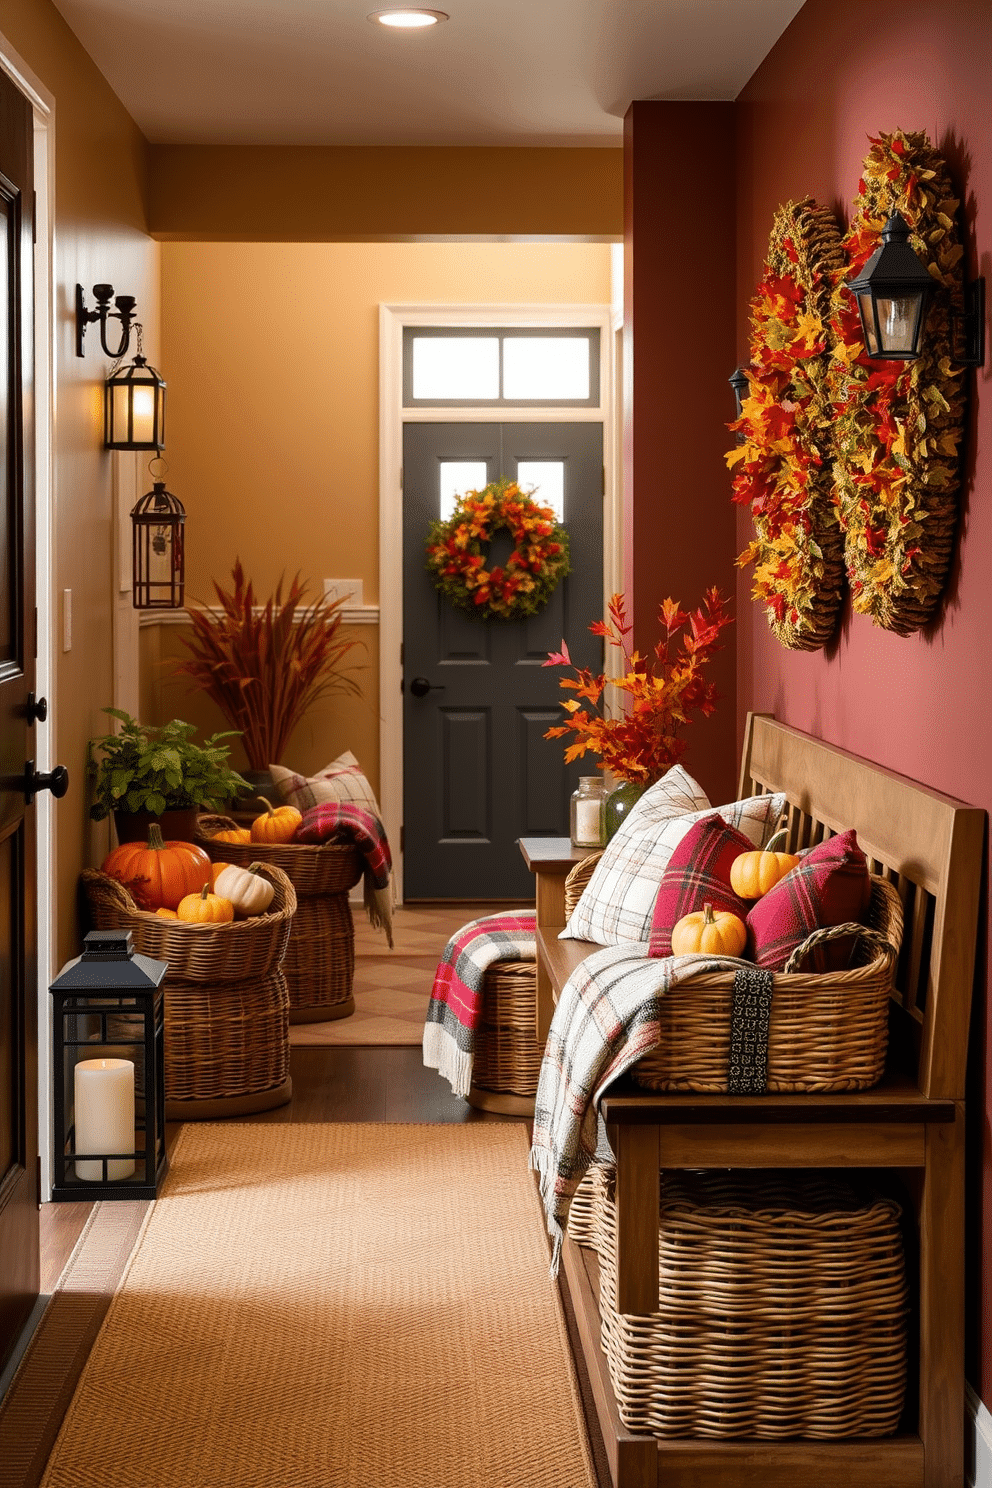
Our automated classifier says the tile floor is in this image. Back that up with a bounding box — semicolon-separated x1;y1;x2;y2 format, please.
289;900;530;1046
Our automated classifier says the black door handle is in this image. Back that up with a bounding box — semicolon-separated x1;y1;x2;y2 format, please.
23;760;69;806
408;677;446;698
25;692;48;724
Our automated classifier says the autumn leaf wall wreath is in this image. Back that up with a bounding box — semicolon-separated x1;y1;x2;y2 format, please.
425;479;570;620
827;130;969;635
728;197;846;651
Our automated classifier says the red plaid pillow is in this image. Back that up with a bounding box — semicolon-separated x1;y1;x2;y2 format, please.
648;813;753;957
747;829;871;972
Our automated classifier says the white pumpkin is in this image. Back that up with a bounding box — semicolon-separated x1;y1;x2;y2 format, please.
212;861;276;918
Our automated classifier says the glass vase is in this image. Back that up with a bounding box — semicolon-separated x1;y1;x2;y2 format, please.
604;779;646;841
570;776;607;848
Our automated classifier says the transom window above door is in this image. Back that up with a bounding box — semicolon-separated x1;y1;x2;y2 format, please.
403;327;600;407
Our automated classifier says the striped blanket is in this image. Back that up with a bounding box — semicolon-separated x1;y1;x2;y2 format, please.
296;802;394;947
423;911;537;1098
529;942;753;1272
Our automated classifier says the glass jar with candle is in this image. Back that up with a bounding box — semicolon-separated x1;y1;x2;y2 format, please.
570;776;606;848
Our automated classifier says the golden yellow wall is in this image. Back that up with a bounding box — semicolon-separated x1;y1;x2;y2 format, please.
149;146;622;242
148;240;612;789
0;1;157;962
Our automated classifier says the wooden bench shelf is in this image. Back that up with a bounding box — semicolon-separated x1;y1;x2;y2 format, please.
523;714;985;1488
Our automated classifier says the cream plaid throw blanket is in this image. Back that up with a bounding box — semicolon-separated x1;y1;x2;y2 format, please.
529;942;754;1272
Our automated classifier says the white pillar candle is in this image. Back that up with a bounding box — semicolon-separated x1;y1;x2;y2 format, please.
574;799;602;844
74;1058;136;1182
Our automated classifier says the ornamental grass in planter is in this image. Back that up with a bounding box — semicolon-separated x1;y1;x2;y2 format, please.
171;561;364;784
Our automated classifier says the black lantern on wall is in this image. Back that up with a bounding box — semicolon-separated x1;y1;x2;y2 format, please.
49;930;168;1201
729;365;750;418
845;211;936;360
131;472;186;609
105;354;167;451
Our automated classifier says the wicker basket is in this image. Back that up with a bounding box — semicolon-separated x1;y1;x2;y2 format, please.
197;814;363;1022
629;875;903;1094
81;865;296;1117
471;855;597;1101
565;1157;612;1251
595;1166;909;1439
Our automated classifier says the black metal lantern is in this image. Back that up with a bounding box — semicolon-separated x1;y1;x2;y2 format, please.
105;354;167;450
49;930;168;1201
729;365;750;418
845;211;935;360
132;479;186;609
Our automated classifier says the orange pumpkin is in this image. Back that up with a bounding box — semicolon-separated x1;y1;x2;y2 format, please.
729;828;800;900
250;796;302;844
671;902;747;958
210;861;232;885
176;884;235;924
155;907;179;920
211;827;252;845
101;825;212;911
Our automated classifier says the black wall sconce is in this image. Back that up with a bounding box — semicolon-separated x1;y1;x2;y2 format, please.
846;210;985;366
729;366;750;419
75;283;138;359
131;463;185;609
106;352;167;451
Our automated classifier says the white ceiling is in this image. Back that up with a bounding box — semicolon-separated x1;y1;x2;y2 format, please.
50;0;806;147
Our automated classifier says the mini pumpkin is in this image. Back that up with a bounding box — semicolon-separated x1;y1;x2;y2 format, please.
176;883;235;924
729;828;800;900
671;902;747;958
101;825;212;911
155;907;179;920
212;862;276;918
211;827;252;845
210;861;232;885
250;796;302;844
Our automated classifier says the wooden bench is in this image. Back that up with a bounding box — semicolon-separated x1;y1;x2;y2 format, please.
523;713;984;1488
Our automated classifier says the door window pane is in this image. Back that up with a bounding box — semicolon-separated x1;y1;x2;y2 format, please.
503;337;590;400
412;337;499;400
516;461;564;522
439;461;488;521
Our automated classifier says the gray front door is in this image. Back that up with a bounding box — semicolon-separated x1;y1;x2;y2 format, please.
402;422;604;900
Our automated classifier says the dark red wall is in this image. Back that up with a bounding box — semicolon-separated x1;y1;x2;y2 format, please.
733;0;991;1408
624;102;738;805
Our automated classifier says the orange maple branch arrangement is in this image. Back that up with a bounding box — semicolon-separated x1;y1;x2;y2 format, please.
172;560;364;771
543;589;733;785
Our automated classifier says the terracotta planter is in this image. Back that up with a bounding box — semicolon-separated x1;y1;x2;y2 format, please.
113;808;201;846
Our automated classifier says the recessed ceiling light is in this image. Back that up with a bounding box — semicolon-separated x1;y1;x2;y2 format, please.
368;8;449;27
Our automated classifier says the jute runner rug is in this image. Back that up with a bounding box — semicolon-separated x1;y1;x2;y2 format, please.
37;1123;596;1488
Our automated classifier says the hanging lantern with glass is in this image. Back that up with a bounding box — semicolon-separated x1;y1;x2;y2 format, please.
845;211;936;360
105;324;167;450
132;461;186;610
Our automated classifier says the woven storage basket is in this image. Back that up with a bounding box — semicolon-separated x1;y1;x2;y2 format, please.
472;854;598;1099
81;865;295;1117
596;1167;909;1439
630;874;903;1093
197;814;363;1022
565;1156;613;1252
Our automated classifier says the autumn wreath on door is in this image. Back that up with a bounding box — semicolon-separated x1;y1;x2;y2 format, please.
827;130;969;636
728;196;846;652
425;478;570;620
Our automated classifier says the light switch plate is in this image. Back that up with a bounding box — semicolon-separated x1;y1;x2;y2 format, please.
323;579;363;608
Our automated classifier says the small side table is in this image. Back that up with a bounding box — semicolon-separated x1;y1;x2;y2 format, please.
519;838;596;1042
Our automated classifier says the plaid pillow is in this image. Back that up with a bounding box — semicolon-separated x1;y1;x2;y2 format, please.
747;829;871;972
268;750;382;818
563;781;785;947
648;813;753;957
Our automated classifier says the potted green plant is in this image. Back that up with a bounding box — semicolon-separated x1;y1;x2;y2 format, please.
170;560;363;807
88;709;250;844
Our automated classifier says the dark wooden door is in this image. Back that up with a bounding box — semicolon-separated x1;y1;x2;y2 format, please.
0;70;37;1373
402;421;603;900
